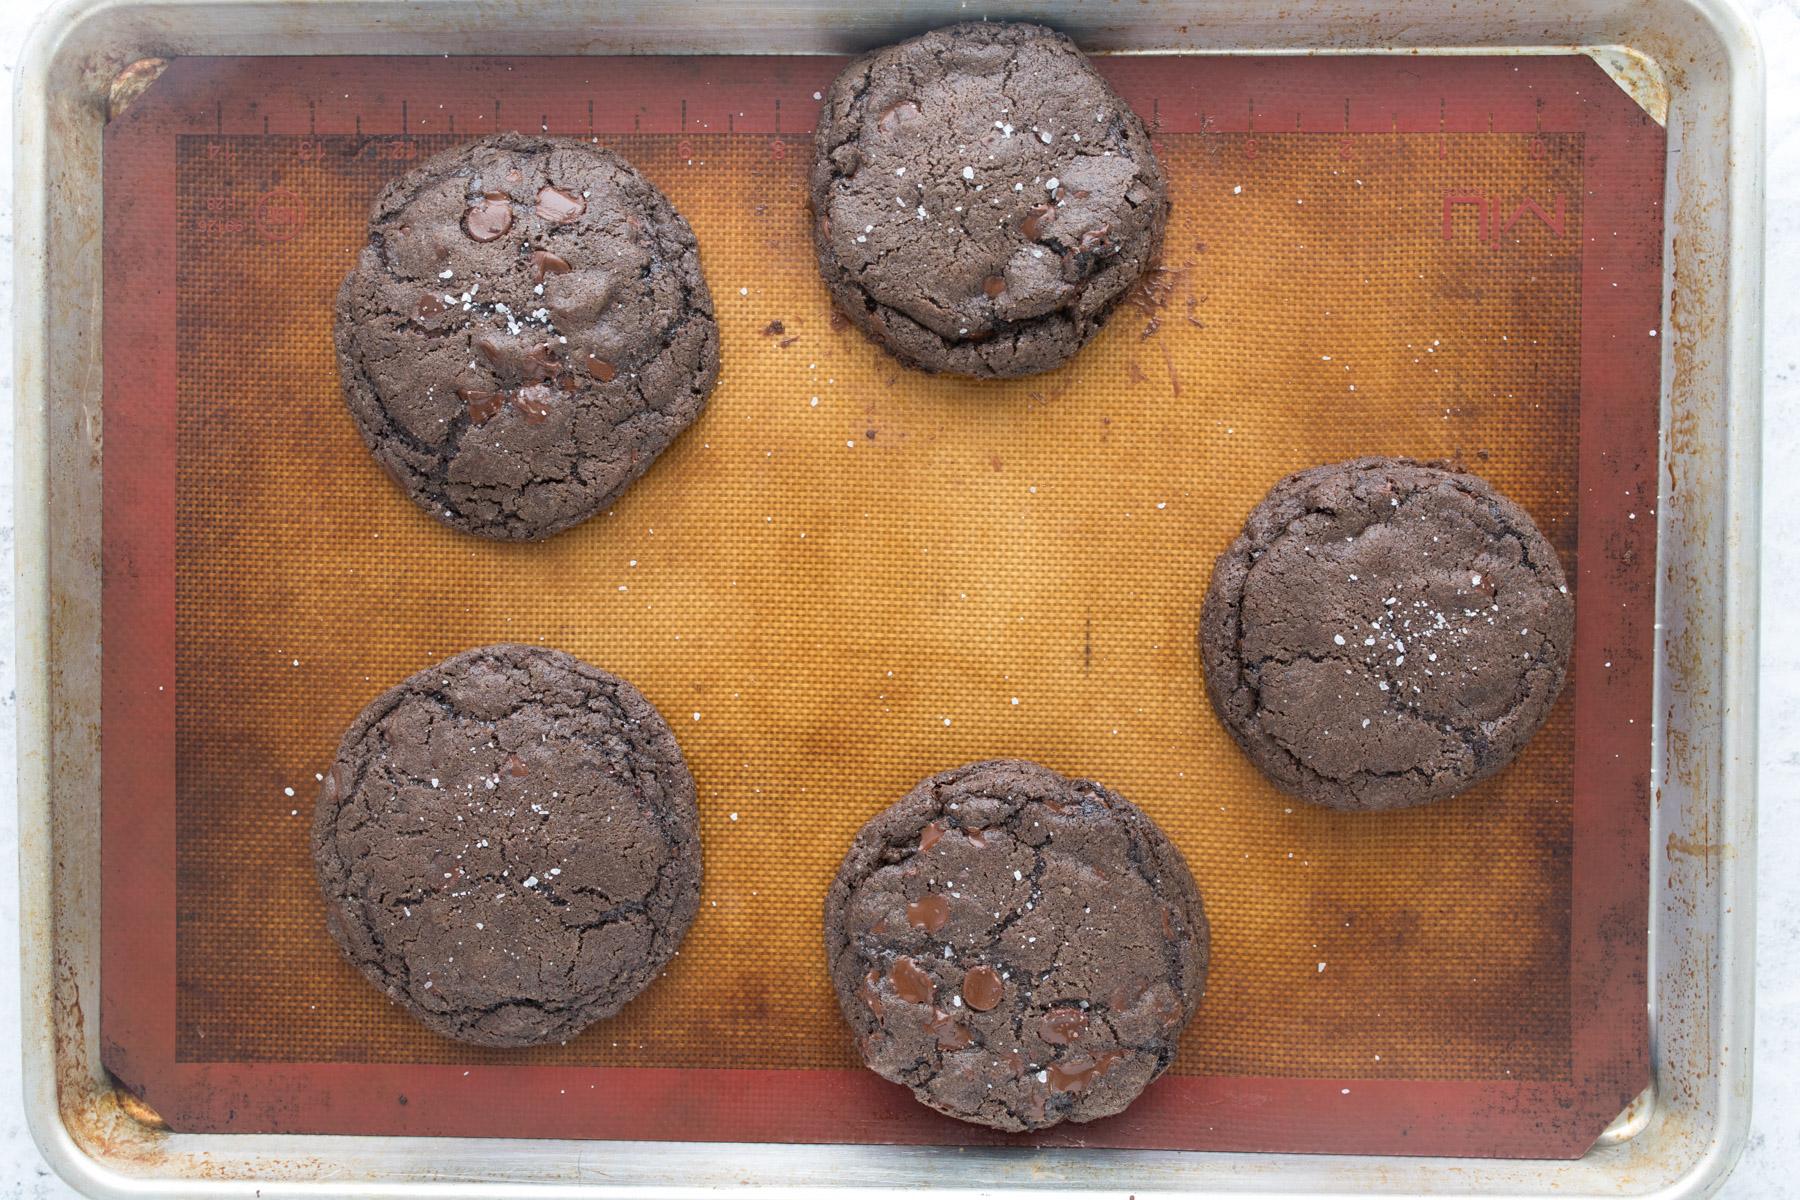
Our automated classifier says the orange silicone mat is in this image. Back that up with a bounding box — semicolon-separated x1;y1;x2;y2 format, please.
100;52;1661;1156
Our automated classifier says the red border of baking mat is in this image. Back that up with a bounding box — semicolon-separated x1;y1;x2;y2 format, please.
99;53;1661;1157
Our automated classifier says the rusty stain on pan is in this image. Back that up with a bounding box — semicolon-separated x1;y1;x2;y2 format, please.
107;58;169;121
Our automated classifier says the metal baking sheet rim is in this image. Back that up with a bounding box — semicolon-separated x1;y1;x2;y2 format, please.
9;0;1764;1196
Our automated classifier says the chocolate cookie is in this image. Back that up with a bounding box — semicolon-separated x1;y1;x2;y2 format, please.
824;759;1207;1132
335;134;719;540
1200;457;1574;812
312;644;701;1046
810;23;1168;378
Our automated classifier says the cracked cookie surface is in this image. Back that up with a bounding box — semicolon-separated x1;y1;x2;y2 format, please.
311;644;701;1047
1200;457;1574;812
824;759;1207;1131
335;134;719;540
809;22;1168;378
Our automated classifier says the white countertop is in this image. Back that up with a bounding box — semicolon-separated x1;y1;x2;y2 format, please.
1;2;1794;1195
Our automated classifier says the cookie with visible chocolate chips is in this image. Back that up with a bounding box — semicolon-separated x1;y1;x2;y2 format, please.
335;134;719;540
810;22;1169;378
312;644;702;1047
1200;457;1574;812
823;759;1208;1132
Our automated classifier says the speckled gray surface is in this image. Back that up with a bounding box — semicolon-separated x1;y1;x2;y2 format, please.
2;4;1796;1193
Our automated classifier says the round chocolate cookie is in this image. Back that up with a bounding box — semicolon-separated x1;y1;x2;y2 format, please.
1200;457;1574;812
312;644;701;1046
810;22;1169;378
335;134;719;540
824;759;1208;1132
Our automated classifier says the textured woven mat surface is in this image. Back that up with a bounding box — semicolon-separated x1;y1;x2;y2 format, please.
172;124;1580;1084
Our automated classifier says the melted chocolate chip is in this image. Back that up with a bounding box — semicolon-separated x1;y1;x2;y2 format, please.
877;100;920;133
473;333;510;371
929;1007;974;1050
888;956;935;1004
463;191;513;242
535;186;586;223
503;753;529;778
1038;1008;1089;1045
918;819;948;853
1019;204;1054;240
859;969;885;1018
529;249;572;281
906;893;950;933
982;275;1007;299
961;965;1004;1011
1046;1051;1122;1094
1106;978;1147;1012
518;341;550;379
413;293;447;321
530;344;566;383
513;384;555;425
459;388;509;424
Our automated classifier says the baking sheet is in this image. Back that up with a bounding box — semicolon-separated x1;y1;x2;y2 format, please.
99;52;1661;1157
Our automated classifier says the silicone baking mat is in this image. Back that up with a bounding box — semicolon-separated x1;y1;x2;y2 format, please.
100;52;1661;1157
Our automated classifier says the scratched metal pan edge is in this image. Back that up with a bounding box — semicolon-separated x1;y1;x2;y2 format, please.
10;0;1762;1194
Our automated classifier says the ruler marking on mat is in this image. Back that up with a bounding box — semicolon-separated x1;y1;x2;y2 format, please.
173;101;1597;144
